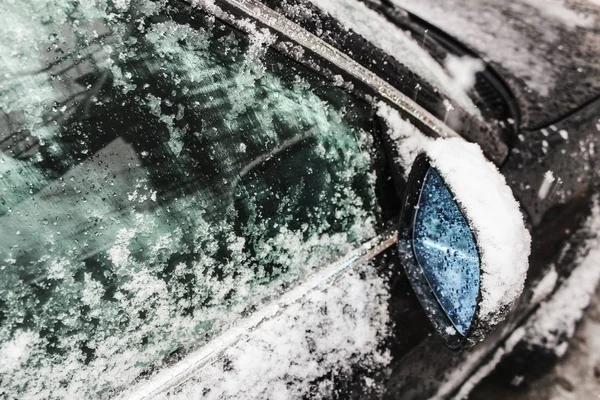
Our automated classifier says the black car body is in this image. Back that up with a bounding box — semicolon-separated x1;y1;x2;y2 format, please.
0;0;599;399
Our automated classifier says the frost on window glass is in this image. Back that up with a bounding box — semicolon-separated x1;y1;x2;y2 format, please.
0;1;395;398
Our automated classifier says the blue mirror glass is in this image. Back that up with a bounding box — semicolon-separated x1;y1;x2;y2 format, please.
412;168;480;336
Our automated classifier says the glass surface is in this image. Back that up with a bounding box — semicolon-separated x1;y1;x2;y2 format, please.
0;3;398;398
412;168;480;336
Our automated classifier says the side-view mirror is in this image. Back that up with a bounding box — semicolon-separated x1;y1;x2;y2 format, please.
379;102;531;349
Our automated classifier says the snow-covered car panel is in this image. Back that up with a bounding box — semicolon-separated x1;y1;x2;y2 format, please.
383;95;600;400
384;0;600;129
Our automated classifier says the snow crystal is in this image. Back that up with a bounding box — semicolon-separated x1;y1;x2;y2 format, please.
538;170;556;200
0;331;38;371
445;326;458;336
378;102;531;326
114;0;131;12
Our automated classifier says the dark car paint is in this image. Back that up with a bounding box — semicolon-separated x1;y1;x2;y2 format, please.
236;1;600;398
381;76;600;400
369;0;600;131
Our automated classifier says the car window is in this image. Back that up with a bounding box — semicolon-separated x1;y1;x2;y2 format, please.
0;2;398;398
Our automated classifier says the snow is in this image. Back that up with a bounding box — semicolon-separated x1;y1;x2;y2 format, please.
156;262;390;399
114;0;131;12
378;102;531;327
0;331;38;371
521;199;600;357
445;326;459;336
538;170;556;200
121;255;393;400
376;103;430;177
530;265;558;305
559;129;569;140
392;0;598;97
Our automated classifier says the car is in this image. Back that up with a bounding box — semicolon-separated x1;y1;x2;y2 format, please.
0;0;598;399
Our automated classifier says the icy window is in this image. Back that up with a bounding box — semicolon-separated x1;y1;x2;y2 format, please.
0;3;397;398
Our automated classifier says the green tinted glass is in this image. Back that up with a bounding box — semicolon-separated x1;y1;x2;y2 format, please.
0;3;396;397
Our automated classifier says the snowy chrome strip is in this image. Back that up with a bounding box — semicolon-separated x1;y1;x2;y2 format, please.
220;0;459;139
118;228;397;400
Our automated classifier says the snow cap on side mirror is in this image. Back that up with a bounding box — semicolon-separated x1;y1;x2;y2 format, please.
378;102;531;349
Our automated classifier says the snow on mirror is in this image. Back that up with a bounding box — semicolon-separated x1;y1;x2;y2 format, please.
413;167;480;337
381;103;531;350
